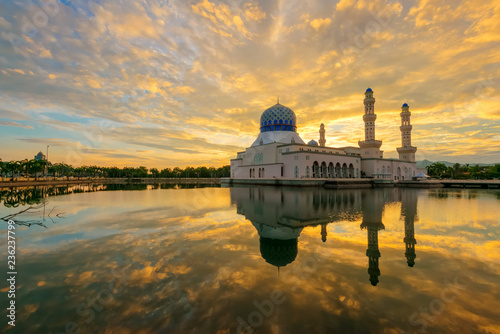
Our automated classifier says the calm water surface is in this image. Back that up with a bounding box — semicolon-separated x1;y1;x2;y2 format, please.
1;184;499;334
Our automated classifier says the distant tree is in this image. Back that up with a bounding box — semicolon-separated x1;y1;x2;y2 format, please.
150;168;159;178
427;162;447;178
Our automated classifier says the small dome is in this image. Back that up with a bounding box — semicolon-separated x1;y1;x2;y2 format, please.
308;139;318;146
260;103;297;133
402;103;409;107
366;88;372;92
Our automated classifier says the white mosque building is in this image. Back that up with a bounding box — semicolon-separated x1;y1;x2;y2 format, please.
229;88;418;182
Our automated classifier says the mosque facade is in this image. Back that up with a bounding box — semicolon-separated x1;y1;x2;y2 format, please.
230;88;418;181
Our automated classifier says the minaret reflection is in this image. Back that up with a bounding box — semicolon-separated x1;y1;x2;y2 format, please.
360;190;387;286
400;189;418;267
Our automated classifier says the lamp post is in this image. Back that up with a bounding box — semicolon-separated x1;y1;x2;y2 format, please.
46;145;49;180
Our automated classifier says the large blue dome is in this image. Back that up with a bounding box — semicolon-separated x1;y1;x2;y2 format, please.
260;103;297;133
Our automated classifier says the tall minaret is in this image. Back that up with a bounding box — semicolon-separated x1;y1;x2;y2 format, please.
401;189;418;267
319;123;326;147
360;189;386;286
358;88;383;158
397;103;417;162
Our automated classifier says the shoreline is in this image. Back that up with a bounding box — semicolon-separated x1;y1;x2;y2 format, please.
1;177;498;189
0;177;221;188
221;178;500;189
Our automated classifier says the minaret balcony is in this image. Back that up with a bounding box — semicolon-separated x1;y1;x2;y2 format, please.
363;114;377;122
400;125;412;131
359;140;382;149
397;146;417;153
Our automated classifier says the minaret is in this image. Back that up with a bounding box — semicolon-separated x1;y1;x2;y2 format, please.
358;88;383;158
321;224;327;242
397;103;417;162
360;189;386;286
401;189;418;267
319;123;326;147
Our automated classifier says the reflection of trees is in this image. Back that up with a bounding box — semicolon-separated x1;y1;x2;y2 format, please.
428;190;449;199
1;203;63;228
429;189;481;200
0;183;215;208
0;188;43;208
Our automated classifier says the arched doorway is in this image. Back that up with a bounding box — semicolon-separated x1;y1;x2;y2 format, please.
349;164;354;178
335;163;341;178
328;162;334;178
342;163;348;178
312;161;319;178
321;162;327;178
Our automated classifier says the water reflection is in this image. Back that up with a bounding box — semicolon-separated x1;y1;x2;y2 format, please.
231;187;419;286
0;183;219;208
1;186;498;334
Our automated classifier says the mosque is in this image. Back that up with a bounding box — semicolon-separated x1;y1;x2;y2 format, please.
229;88;418;182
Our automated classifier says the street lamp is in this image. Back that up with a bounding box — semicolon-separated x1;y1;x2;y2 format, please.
46;145;49;180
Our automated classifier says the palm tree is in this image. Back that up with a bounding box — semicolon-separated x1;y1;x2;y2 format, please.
31;160;44;181
6;161;20;181
0;159;5;181
20;159;30;181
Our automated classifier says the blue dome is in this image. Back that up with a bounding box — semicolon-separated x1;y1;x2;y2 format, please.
366;88;372;92
307;139;318;146
260;103;297;133
402;103;409;107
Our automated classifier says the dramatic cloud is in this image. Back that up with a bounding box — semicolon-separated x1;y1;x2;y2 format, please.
0;0;498;167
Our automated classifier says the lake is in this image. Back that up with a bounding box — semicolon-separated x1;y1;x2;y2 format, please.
1;184;499;334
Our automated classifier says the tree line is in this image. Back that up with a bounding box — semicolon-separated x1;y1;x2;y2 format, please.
426;162;500;179
0;158;230;180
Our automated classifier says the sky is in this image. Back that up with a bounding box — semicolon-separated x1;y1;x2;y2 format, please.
0;0;499;168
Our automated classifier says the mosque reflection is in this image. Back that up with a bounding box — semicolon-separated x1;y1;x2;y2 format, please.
230;187;418;286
